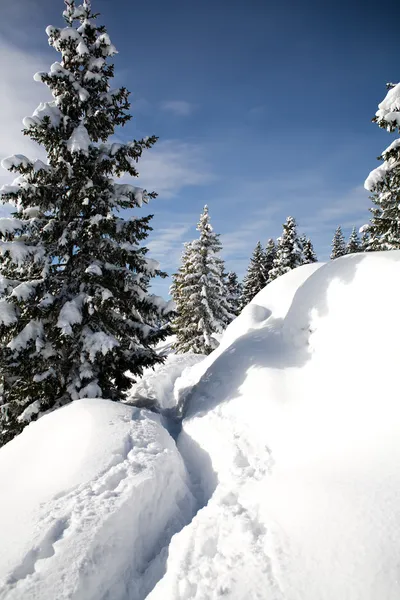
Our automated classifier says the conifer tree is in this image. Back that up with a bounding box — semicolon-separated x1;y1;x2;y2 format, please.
330;226;346;259
269;216;303;281
240;241;268;308
171;206;233;355
225;271;242;317
300;234;317;264
359;226;371;252
364;81;400;250
0;0;167;446
264;238;276;282
346;227;361;254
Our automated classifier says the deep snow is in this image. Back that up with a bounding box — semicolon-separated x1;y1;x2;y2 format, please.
2;253;400;599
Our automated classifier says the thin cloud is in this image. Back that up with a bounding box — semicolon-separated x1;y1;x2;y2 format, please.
147;223;193;269
0;37;49;179
160;100;196;117
137;139;215;198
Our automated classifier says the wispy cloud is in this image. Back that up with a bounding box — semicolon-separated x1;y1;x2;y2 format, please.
0;37;48;178
299;185;370;234
160;100;196;117
138;139;215;198
147;222;193;270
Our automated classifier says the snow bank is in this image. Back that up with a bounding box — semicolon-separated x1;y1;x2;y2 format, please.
127;351;205;411
0;399;195;600
151;252;400;600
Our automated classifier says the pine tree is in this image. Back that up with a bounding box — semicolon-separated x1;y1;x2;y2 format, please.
226;271;242;317
300;234;317;264
0;1;167;446
171;206;233;355
269;216;303;281
330;226;346;259
240;241;268;308
364;82;400;250
359;226;371;252
264;238;276;282
346;227;361;254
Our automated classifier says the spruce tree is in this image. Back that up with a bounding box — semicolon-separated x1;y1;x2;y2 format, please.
240;241;268;308
264;238;276;282
0;0;167;446
330;226;346;259
365;81;400;250
359;226;371;252
268;216;303;281
171;206;233;355
346;227;361;254
300;234;317;264
225;271;242;317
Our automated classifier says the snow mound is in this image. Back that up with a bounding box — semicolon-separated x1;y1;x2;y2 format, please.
0;399;195;600
151;252;400;600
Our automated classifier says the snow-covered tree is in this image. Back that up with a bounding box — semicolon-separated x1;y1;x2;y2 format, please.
269;217;303;281
359;226;371;252
240;241;268;308
330;226;346;259
300;234;317;264
264;238;276;281
364;82;400;250
171;206;233;355
0;1;168;446
225;271;242;317
346;227;361;254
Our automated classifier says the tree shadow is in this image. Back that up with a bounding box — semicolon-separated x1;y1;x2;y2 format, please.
180;254;367;419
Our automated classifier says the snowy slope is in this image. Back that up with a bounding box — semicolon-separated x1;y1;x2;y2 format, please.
0;399;196;600
3;253;400;600
150;253;400;600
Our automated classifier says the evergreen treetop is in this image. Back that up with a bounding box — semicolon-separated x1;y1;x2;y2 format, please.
330;226;346;259
226;271;242;317
171;206;233;355
240;241;268;308
346;227;361;254
364;81;400;250
300;234;318;264
264;238;276;282
268;216;303;281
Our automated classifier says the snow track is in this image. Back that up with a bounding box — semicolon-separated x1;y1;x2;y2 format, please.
0;400;197;600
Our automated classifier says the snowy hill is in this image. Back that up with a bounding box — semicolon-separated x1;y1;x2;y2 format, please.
2;252;400;599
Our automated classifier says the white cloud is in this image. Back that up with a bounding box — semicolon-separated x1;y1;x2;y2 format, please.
160;100;196;117
0;36;49;179
137;139;215;198
299;186;369;234
147;223;193;269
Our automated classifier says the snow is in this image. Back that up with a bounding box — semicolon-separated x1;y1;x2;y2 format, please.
82;329;119;361
7;320;44;352
151;253;400;599
0;218;24;236
3;254;400;598
1;155;31;170
66;123;92;155
364;159;398;191
11;281;41;301
85;263;102;276
23;101;63;129
57;297;83;335
127;351;205;411
375;82;400;128
0;300;17;326
0;399;195;600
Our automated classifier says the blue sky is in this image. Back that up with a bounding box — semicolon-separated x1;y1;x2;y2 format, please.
0;0;399;296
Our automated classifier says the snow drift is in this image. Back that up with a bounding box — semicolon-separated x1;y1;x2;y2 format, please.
151;252;400;600
2;252;400;600
0;400;196;600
